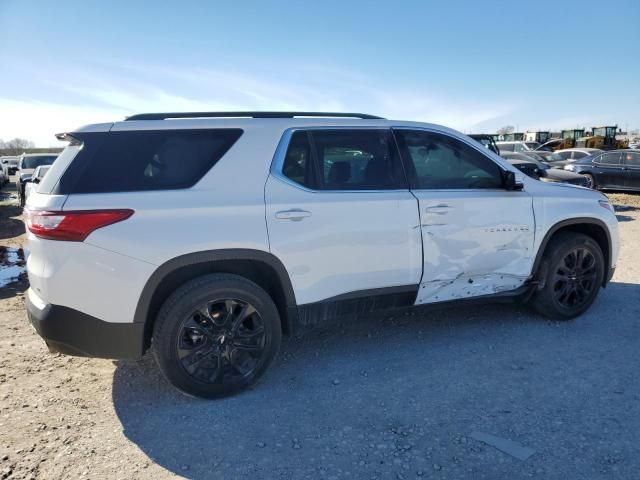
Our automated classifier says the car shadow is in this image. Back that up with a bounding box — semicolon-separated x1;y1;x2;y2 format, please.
111;281;640;478
615;214;635;223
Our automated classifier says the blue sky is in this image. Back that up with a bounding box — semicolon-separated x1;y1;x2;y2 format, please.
1;0;639;146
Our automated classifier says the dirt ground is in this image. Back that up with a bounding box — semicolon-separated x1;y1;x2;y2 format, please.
1;181;639;480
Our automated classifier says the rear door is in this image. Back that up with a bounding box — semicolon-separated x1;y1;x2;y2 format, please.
594;152;623;188
265;128;422;306
394;129;535;305
622;151;640;189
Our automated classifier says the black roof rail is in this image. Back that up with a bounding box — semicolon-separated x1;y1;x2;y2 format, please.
125;111;385;121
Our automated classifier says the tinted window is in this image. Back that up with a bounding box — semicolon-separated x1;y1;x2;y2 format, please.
311;130;404;190
282;131;313;188
572;151;587;159
397;130;503;189
597;152;621;165
624;152;640;167
497;143;515;152
21;155;57;169
557;151;573;160
71;129;242;193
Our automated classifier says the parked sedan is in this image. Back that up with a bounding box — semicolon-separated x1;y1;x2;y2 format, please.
501;152;589;187
564;150;640;190
555;148;603;163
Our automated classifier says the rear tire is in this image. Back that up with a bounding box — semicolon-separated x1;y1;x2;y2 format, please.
530;232;604;320
152;274;282;398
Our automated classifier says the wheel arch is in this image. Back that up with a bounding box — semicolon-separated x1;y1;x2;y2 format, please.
134;249;298;352
532;217;612;287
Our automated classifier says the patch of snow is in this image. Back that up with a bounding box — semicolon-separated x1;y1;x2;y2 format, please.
0;248;26;288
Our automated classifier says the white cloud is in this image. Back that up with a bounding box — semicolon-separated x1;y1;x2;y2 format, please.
1;62;517;145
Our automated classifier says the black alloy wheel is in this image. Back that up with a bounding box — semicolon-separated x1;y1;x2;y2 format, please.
550;247;598;310
153;273;281;398
177;298;266;383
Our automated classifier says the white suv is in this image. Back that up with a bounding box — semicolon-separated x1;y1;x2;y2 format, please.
25;112;619;398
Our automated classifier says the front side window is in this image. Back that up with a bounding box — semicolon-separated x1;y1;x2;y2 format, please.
557;151;573;160
597;152;621;165
70;129;242;193
396;130;504;190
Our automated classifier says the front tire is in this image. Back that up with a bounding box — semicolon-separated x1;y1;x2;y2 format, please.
581;173;596;189
530;232;605;320
152;274;282;398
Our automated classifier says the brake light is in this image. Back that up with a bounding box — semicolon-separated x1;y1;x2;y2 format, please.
25;209;134;241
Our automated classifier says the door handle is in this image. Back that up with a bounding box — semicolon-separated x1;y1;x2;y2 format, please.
425;204;453;214
275;209;312;221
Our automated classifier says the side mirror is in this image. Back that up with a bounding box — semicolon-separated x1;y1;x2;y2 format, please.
32;178;40;184
503;170;524;191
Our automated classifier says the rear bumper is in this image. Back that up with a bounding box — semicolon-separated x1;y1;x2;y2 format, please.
26;289;144;359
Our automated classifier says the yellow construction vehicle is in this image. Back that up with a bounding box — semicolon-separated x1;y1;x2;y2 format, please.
576;126;628;150
539;129;584;151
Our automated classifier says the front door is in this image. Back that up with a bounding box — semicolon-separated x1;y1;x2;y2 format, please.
265;128;422;306
594;152;624;188
623;151;640;189
394;129;535;305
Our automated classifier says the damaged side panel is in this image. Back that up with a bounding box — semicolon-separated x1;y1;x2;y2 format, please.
413;191;536;305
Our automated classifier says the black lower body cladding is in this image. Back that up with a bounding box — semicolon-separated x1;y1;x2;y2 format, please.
26;296;145;359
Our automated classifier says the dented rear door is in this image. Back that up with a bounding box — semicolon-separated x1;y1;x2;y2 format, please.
394;129;535;305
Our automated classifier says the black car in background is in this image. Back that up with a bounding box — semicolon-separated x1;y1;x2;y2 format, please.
500;152;589;187
564;150;640;191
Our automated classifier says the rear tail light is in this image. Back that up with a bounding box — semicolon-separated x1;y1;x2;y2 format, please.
25;209;134;241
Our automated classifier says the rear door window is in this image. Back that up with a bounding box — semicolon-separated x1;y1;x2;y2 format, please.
69;129;242;194
311;130;404;190
281;129;406;191
624;152;640;167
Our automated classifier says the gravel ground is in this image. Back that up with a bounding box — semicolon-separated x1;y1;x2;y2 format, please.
1;183;639;480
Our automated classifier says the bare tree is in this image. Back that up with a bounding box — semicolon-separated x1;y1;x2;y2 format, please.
496;125;515;135
0;138;36;156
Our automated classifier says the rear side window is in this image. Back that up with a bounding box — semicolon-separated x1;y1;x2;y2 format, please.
281;129;405;190
312;130;403;190
70;129;242;193
282;131;314;188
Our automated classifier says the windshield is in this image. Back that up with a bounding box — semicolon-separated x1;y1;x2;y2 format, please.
21;155;57;169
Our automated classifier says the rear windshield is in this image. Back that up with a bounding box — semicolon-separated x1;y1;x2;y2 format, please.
61;129;243;194
21;155;57;169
